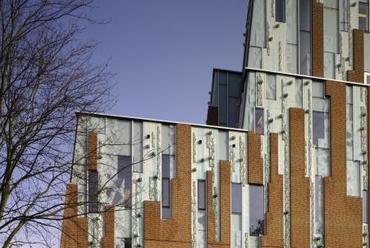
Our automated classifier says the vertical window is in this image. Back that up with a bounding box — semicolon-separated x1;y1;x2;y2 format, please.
365;73;370;84
255;108;264;135
300;0;312;75
276;0;286;22
363;191;368;223
162;155;171;219
249;185;264;236
88;171;98;213
116;156;132;208
232;183;242;214
124;238;132;248
198;180;206;210
359;1;369;32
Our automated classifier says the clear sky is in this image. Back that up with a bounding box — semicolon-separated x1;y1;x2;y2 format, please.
82;0;248;124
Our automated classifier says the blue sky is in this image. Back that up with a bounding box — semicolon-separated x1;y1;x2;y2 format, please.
82;0;248;124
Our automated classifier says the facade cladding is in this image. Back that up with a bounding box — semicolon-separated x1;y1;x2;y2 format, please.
60;0;370;247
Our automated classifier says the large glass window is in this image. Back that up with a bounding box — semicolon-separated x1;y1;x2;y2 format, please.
359;1;369;32
162;155;171;219
276;0;286;22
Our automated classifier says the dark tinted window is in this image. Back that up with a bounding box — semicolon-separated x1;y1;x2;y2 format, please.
276;0;286;22
162;155;172;219
359;2;369;31
88;171;98;213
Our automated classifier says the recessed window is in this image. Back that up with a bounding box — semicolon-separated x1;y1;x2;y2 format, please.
162;155;172;219
198;180;206;210
359;2;369;32
249;185;264;236
124;238;132;248
232;183;242;214
116;156;132;208
276;0;286;22
88;171;99;213
365;73;370;84
255;108;264;135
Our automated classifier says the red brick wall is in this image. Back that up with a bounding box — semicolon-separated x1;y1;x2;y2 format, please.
324;81;362;247
312;1;324;77
143;124;192;247
262;133;284;248
347;29;364;83
207;161;231;248
102;207;115;248
88;131;97;171
248;132;263;185
60;184;88;248
289;108;310;248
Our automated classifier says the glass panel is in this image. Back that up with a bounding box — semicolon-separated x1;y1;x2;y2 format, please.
162;155;171;178
117;156;132;208
364;191;368;223
162;178;170;207
300;31;312;75
255;108;264;135
359;3;369;31
367;75;370;84
300;0;311;31
232;183;242;214
249;185;264;236
313;111;325;146
88;171;99;213
276;0;286;22
198;180;206;210
266;74;277;100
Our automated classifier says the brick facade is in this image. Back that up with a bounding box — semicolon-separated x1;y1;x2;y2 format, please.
312;1;324;77
206;161;231;248
262;133;284;248
324;81;362;247
347;29;364;83
143;124;192;247
101;207;115;248
88;131;98;171
289;108;310;248
247;132;263;185
60;184;88;248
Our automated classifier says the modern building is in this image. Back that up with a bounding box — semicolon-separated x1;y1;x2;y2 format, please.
61;1;370;247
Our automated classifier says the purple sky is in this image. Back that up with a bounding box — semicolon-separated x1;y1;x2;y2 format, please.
82;0;248;124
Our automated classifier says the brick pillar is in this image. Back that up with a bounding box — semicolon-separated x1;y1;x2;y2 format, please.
347;29;364;83
324;81;362;247
247;132;263;185
261;133;283;247
289;108;310;247
312;1;324;77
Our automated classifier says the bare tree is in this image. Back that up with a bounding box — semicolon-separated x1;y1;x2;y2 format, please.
0;0;112;247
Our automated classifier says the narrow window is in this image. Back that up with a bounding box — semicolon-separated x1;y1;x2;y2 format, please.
249;185;264;236
124;238;132;248
276;0;286;22
162;155;171;219
198;180;206;210
116;156;132;208
359;2;369;32
363;191;368;223
232;183;242;214
255;108;264;135
88;171;99;213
